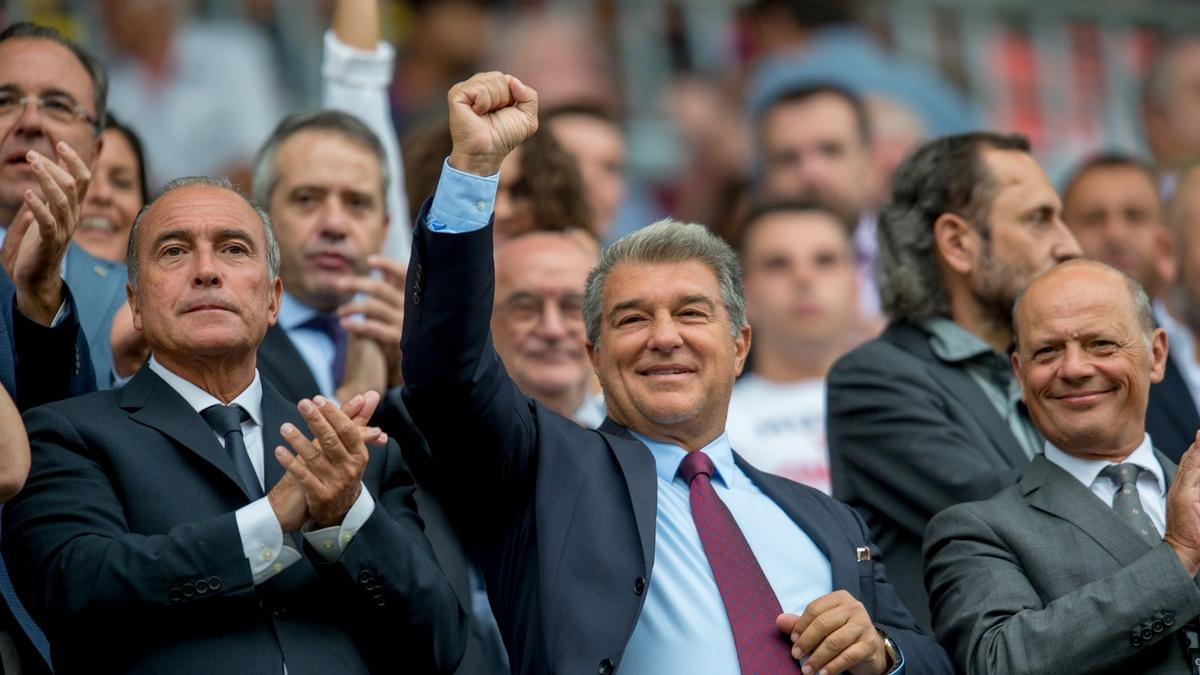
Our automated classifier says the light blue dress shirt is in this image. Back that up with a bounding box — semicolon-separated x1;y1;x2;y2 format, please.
277;292;341;400
427;157;900;675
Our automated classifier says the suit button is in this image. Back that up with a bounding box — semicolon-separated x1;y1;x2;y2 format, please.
195;579;209;594
181;582;195;598
358;570;374;583
168;588;183;603
1141;627;1154;640
208;576;221;591
1152;620;1164;633
1131;634;1142;648
634;577;645;595
412;293;421;306
1164;613;1175;627
272;607;288;619
598;658;613;675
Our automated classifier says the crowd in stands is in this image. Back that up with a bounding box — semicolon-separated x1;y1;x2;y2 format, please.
3;0;1200;673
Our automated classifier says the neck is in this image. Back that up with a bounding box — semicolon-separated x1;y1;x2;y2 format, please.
613;412;725;453
751;335;842;382
154;351;257;404
948;288;1012;355
1061;433;1144;463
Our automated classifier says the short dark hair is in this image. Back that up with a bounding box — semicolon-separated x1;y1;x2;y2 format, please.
877;131;1032;322
252;110;389;212
0;22;107;134
735;199;851;255
542;102;622;130
104;112;150;204
1061;152;1159;208
756;83;872;146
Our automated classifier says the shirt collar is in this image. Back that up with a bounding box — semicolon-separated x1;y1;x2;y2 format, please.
278;291;322;331
630;430;737;489
920;316;999;363
1043;432;1164;494
147;355;263;427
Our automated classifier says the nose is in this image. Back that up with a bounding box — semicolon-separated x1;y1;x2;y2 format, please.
318;198;349;240
1052;217;1084;263
12;98;46;137
1059;343;1094;381
535;299;568;340
191;246;221;288
646;311;684;353
86;174;112;207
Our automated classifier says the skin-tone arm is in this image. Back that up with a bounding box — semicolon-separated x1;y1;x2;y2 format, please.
0;385;30;502
332;0;380;51
447;72;540;178
0;142;91;326
777;592;890;675
1164;431;1200;576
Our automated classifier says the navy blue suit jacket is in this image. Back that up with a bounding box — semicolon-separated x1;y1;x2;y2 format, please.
3;366;465;674
400;208;952;675
1146;352;1200;463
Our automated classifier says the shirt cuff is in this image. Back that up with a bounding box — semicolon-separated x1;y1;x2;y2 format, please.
302;483;375;562
235;496;302;584
877;627;904;674
48;295;71;328
322;29;395;87
427;159;498;233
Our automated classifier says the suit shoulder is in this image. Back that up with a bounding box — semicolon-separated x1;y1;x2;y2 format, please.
24;387;123;421
928;483;1024;532
830;332;928;379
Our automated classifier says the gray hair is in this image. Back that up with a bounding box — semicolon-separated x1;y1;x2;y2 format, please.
583;219;746;345
127;176;280;288
877;132;1031;322
251;110;389;211
1011;260;1155;350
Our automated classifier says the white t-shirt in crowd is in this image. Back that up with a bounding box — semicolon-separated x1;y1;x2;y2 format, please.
725;374;831;494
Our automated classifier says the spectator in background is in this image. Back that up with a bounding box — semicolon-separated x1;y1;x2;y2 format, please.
1141;36;1200;196
96;0;289;190
73;115;147;263
1062;153;1198;460
827;132;1081;630
544;104;627;242
727;202;859;493
493;230;603;428
1161;165;1200;455
753;83;882;317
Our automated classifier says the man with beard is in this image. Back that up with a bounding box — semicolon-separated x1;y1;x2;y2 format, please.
1061;153;1199;461
754;84;881;316
826;132;1081;630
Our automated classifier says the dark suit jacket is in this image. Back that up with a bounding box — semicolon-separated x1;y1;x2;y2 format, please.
1;263;95;410
2;366;466;674
1146;352;1200;463
827;320;1033;630
925;453;1198;674
258;323;510;674
401;213;952;675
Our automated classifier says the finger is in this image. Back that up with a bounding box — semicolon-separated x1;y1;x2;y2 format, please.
24;189;57;242
1;206;33;269
340;393;366;421
789;591;845;641
367;255;407;286
800;621;868;675
777;613;802;641
53;140;91;203
795;605;852;657
280;419;325;467
341;317;403;346
27;153;73;236
317;396;369;463
337;294;404;323
356;389;382;423
276;445;326;495
338;276;405;307
299;397;347;466
508;75;539;121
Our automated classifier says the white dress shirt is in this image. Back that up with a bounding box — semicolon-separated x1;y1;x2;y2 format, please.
1043;433;1167;536
147;357;375;584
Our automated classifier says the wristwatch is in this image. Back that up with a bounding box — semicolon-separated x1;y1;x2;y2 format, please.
876;627;901;673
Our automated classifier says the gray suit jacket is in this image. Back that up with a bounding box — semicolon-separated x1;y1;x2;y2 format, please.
827;320;1033;630
924;453;1200;675
63;243;126;388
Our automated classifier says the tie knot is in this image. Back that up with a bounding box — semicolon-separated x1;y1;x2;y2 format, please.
678;451;716;485
1100;462;1142;488
201;404;249;436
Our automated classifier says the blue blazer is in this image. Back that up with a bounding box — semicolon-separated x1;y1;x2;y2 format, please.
400;207;952;675
62;243;126;388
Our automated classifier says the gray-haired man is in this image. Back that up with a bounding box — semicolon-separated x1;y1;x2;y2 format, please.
400;70;951;675
827;132;1082;630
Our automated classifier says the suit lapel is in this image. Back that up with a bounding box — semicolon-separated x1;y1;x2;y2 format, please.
1022;455;1152;567
598;418;658;575
120;368;255;501
257;325;322;404
260;379;301;493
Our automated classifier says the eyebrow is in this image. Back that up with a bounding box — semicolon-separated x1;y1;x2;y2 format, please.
150;228;192;251
610;294;716;315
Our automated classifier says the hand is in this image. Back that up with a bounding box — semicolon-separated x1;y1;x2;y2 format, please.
777;591;889;675
334;335;388;404
110;301;150;378
1165;430;1200;575
268;392;386;532
337;255;406;387
276;395;374;528
446;71;538;177
1;143;92;325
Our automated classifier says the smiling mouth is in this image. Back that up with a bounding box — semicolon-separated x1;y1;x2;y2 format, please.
1052;389;1113;407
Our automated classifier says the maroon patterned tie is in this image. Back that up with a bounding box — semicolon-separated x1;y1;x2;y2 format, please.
678;451;800;673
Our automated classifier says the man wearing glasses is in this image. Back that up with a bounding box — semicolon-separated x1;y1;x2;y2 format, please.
0;21;113;674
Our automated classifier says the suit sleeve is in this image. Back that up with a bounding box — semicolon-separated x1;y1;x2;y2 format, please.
2;405;259;637
827;344;1023;537
11;284;96;411
400;201;541;523
304;437;468;674
924;503;1200;674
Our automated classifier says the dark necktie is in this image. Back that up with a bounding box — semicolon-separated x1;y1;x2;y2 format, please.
200;404;263;500
1099;463;1159;546
300;314;347;386
678;451;799;672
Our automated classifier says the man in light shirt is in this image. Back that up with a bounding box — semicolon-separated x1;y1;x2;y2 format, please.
1;176;464;673
925;259;1200;674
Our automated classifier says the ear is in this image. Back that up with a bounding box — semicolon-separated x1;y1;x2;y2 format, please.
733;324;752;376
1149;326;1169;385
267;277;283;327
586;340;600;376
933;212;979;275
1154;227;1177;288
1010;350;1028;403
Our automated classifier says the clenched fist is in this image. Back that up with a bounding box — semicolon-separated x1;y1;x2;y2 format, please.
446;72;539;177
